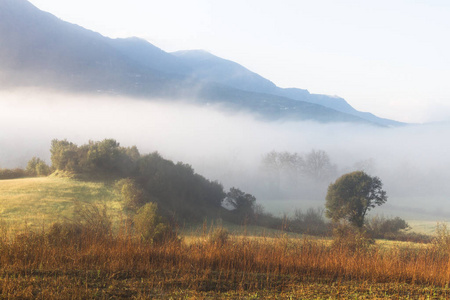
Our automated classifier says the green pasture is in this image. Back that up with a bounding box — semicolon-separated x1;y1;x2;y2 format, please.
0;176;122;232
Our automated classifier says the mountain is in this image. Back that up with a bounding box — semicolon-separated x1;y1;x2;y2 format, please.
0;0;181;95
0;0;401;126
171;50;403;127
172;50;279;95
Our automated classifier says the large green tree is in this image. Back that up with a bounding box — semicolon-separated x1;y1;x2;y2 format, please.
325;171;387;228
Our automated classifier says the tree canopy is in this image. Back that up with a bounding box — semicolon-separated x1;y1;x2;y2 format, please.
325;171;387;228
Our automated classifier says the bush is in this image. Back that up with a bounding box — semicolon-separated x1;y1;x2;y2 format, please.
253;211;284;230
0;168;27;180
431;223;450;259
48;201;113;248
366;216;410;239
383;231;432;243
71;201;112;240
47;222;83;248
289;207;330;236
133;202;177;244
331;223;374;253
208;227;229;247
115;178;147;212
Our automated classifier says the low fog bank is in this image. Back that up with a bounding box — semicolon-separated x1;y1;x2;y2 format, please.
1;89;450;220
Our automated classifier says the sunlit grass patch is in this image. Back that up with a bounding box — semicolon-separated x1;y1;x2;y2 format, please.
0;177;121;233
375;238;428;249
408;219;449;235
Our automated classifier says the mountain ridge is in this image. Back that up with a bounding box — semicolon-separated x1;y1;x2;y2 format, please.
0;0;402;126
171;49;403;127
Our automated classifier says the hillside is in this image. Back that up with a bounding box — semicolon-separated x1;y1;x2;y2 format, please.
0;0;401;126
0;176;121;231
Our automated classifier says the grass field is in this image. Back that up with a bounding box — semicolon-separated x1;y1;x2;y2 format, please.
2;176;450;299
0;176;122;233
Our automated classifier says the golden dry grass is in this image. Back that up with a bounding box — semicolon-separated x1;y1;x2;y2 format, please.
0;223;448;299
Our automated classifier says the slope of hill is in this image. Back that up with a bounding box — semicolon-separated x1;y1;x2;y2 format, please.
0;0;400;126
0;176;122;231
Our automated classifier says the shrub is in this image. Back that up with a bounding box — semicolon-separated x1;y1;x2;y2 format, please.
383;231;432;243
431;223;450;259
71;201;112;240
208;227;229;247
366;216;410;239
47;222;83;248
290;207;330;236
253;211;284;230
133;202;177;244
115;178;147;212
331;223;374;253
47;201;113;249
0;168;27;180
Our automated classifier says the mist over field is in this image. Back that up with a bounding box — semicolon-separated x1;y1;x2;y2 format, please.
1;89;450;220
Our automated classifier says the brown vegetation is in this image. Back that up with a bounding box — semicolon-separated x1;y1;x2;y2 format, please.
0;220;449;299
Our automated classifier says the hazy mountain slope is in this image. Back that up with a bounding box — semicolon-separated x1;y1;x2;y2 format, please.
108;37;191;75
0;0;382;125
278;90;404;127
172;50;279;95
0;0;174;94
173;50;404;126
197;83;370;123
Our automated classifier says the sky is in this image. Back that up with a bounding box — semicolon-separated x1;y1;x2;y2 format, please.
27;0;450;123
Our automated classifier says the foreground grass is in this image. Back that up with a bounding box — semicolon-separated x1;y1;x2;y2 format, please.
0;227;449;299
2;272;448;299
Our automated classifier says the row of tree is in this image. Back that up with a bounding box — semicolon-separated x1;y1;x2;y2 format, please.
50;139;140;177
261;150;337;183
0;157;51;179
50;139;258;223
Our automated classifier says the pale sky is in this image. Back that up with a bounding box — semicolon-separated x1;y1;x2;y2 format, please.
27;0;450;123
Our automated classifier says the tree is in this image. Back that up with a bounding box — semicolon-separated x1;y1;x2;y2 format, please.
261;151;304;189
325;171;387;228
226;187;256;220
304;149;336;182
26;157;50;176
50;139;79;171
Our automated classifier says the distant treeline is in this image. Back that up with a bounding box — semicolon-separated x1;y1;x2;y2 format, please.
0;157;50;179
0;168;28;180
261;150;337;184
